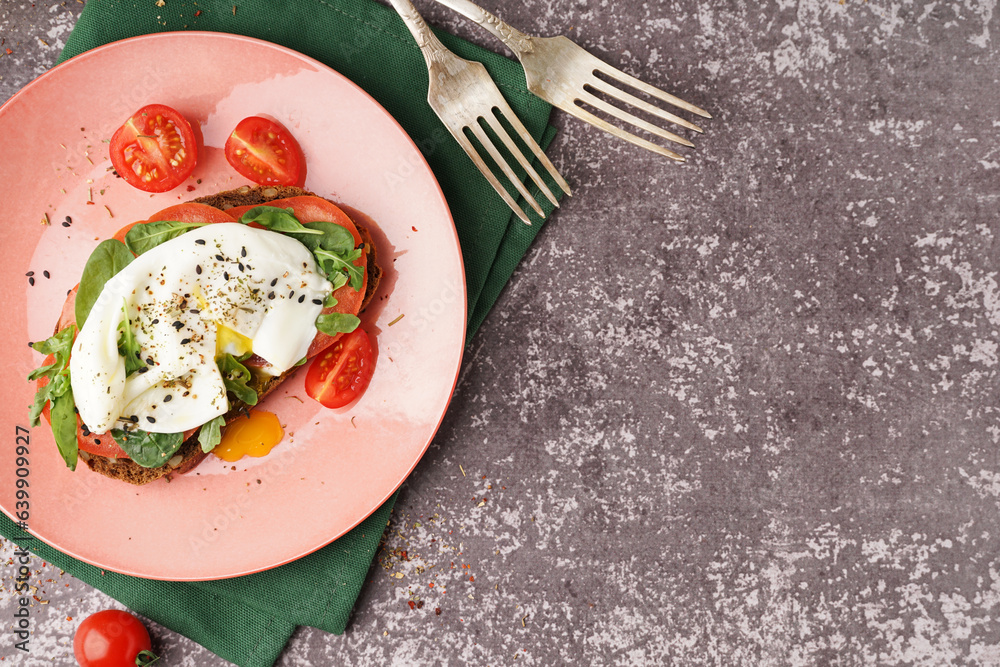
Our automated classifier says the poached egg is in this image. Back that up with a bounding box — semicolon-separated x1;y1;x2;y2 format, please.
70;223;332;434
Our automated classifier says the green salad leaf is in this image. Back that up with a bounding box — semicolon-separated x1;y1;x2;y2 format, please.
217;353;258;406
315;313;360;336
117;299;146;376
75;239;133;328
124;220;208;255
110;429;185;469
239;206;322;235
198;414;226;453
49;388;79;471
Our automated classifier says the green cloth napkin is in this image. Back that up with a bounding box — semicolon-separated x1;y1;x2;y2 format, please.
1;1;563;666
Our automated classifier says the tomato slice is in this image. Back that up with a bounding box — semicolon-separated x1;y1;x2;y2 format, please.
145;202;238;224
304;328;375;408
224;116;304;186
109;104;198;193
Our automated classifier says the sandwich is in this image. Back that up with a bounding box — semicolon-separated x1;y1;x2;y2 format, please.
28;185;382;485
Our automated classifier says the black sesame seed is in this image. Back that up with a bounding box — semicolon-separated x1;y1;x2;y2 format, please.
268;291;275;300
195;239;206;245
312;299;322;305
28;277;34;286
196;265;202;275
61;221;71;228
81;426;90;436
224;271;230;281
43;270;50;279
298;294;305;303
270;278;277;287
64;216;72;224
190;308;200;314
216;254;225;261
180;338;191;345
173;321;183;330
146;357;154;365
94;439;101;445
164;394;173;403
289;290;295;298
130;415;139;423
151;318;159;324
146;416;156;424
238;263;244;272
137;366;149;374
241;247;247;258
25;271;34;277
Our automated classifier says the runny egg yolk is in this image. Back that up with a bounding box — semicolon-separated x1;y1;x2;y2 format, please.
213;410;284;462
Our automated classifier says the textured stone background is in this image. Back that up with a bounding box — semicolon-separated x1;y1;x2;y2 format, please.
2;0;1000;665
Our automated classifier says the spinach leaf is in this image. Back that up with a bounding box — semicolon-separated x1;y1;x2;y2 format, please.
110;429;185;468
125;220;208;255
49;389;79;471
117;299;146;376
288;221;356;254
198;414;226;453
239;206;322;235
217;353;258;406
27;326;76;428
75;239;134;328
316;313;360;336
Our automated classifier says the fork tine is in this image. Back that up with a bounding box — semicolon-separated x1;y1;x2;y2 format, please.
596;65;711;119
577;90;695;148
586;78;704;134
452;128;533;224
468;122;546;217
486;104;568;205
553;101;686;161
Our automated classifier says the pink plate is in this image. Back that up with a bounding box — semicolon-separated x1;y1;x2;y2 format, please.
0;32;465;580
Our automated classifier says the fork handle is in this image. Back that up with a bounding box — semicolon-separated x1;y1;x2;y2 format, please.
389;0;453;69
429;0;534;57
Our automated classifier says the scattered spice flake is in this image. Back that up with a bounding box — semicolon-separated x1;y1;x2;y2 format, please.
435;607;441;615
388;313;405;326
412;226;418;232
40;213;50;226
195;9;202;16
186;185;196;192
4;48;12;56
104;205;113;218
459;464;466;477
351;416;357;428
38;39;49;47
233;5;237;14
522;615;528;627
285;395;304;403
156;0;165;5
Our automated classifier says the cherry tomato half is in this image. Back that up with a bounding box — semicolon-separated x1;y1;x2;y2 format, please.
304;328;375;408
73;609;153;667
224;116;303;186
109;103;198;193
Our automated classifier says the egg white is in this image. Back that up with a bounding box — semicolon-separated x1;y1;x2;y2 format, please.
70;223;332;434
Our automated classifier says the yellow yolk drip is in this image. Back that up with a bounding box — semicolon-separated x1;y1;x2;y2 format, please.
216;324;254;358
213;410;284;462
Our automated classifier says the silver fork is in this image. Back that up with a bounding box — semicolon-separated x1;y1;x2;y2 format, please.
429;0;711;161
388;0;571;224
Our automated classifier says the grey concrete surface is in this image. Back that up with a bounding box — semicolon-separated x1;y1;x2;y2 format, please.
3;0;1000;665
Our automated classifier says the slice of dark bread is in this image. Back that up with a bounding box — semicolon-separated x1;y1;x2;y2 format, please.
79;186;381;485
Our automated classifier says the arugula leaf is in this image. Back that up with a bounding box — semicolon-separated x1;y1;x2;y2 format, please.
49;389;79;471
198;414;226;453
124;220;208;255
315;247;364;292
110;429;185;468
117;299;146;376
239;206;322;235
75;239;134;328
315;313;360;336
27;326;76;428
217;353;258;406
